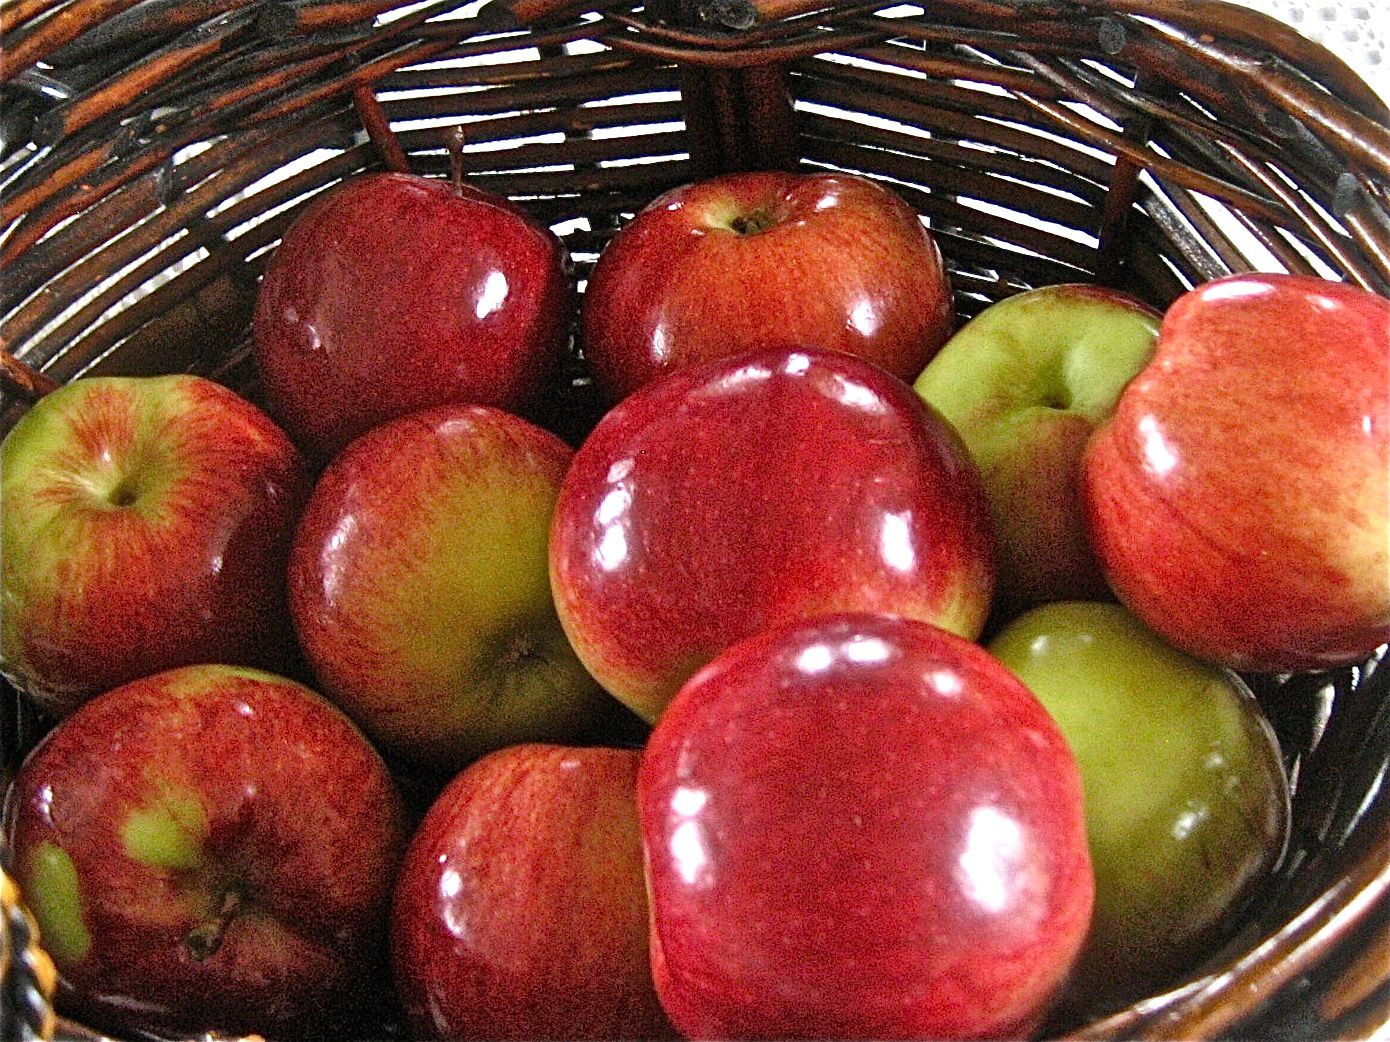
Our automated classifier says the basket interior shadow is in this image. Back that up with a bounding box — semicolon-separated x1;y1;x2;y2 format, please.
2;2;1389;1040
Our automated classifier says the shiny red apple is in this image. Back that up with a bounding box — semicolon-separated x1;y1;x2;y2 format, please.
638;612;1094;1040
253;171;571;460
288;403;607;772
1083;272;1390;672
392;743;672;1040
3;665;407;1039
549;346;996;722
0;375;308;715
581;171;954;402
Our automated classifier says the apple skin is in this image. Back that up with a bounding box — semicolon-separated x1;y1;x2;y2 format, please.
638;612;1094;1040
581;170;954;402
988;601;1290;1012
913;284;1159;619
253;171;571;460
289;403;608;771
392;744;673;1041
0;375;309;716
1;664;407;1039
1083;272;1390;672
549;346;996;723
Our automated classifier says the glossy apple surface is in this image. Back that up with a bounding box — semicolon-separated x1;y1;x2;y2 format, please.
0;375;308;715
392;744;672;1040
3;665;406;1038
253;171;570;459
988;601;1289;1011
549;346;996;722
914;284;1158;619
581;171;954;402
638;612;1093;1040
289;403;607;771
1083;272;1390;671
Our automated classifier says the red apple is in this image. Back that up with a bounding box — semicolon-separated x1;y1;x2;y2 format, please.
549;346;996;722
289;403;608;771
3;664;407;1039
253;171;571;460
1083;272;1390;672
638;612;1093;1040
581;170;953;402
392;744;672;1040
0;375;308;715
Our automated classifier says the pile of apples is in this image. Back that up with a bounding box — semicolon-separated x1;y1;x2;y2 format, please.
2;159;1387;1042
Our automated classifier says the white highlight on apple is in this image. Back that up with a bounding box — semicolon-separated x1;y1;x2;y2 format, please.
670;822;708;886
850;299;879;337
784;352;812;375
796;643;835;674
928;668;964;698
1137;415;1179;478
596;524;628;572
831;373;886;413
474;270;509;320
844;635;892;664
880;510;916;572
958;805;1024;915
671;785;708;817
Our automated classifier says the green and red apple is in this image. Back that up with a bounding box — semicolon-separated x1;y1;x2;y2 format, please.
1;375;308;715
1083;272;1390;672
3;664;407;1039
288;403;608;771
913;285;1159;619
989;601;1290;1011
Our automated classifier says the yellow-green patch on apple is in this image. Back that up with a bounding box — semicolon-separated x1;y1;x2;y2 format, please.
121;788;209;871
27;842;92;966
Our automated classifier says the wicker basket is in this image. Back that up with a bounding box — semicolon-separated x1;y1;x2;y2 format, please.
2;1;1388;1039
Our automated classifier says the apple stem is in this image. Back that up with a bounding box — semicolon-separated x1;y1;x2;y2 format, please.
448;125;468;196
1;339;60;404
184;885;244;962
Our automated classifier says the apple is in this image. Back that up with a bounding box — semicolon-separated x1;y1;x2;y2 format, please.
549;346;996;723
988;601;1290;1012
580;170;954;402
1083;272;1390;672
2;664;407;1039
253;171;571;460
392;743;672;1040
638;612;1093;1040
0;375;308;716
913;284;1159;619
289;402;608;771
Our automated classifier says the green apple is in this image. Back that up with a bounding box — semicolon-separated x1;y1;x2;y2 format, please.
287;403;609;772
988;601;1290;1012
914;285;1159;620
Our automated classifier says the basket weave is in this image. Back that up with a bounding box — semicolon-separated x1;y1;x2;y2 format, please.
1;2;1388;1040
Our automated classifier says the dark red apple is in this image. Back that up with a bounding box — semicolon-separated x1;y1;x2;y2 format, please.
392;743;672;1041
253;171;570;460
549;346;996;722
581;170;954;402
0;375;308;715
1083;272;1390;672
3;664;407;1039
289;403;607;771
638;612;1094;1040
